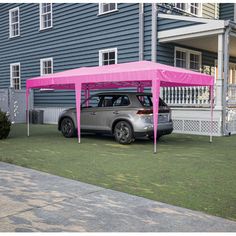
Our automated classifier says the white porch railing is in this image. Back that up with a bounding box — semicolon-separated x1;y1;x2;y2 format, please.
228;85;236;105
162;86;210;106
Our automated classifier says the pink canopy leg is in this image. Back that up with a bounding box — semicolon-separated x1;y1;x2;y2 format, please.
26;88;30;137
210;85;214;143
152;79;161;153
75;83;82;143
85;86;90;107
137;83;144;93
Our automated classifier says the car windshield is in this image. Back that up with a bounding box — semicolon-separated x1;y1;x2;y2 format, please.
137;95;167;107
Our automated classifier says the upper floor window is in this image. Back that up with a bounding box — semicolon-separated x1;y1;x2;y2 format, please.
10;63;21;90
39;3;53;30
174;3;202;16
99;3;117;15
175;47;201;72
9;7;20;38
40;58;53;75
99;48;117;66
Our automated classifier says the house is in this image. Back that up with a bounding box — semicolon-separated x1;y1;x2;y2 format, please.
0;3;236;136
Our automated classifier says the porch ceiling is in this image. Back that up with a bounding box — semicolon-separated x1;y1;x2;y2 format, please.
170;34;236;58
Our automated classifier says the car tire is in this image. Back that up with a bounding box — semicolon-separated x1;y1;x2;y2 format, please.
61;117;76;138
114;121;134;144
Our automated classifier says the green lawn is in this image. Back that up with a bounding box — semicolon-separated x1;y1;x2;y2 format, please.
0;124;236;221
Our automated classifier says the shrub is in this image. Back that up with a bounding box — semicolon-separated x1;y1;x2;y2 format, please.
0;110;11;139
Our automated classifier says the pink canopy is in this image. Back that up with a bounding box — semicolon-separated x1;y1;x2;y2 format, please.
26;61;214;153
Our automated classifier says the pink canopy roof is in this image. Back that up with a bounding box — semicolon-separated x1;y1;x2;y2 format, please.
26;61;214;90
26;60;214;153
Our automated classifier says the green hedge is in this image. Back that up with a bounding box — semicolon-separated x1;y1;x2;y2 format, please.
0;110;11;139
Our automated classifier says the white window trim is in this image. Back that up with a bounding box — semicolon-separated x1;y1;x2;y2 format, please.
10;63;21;90
174;3;202;17
174;46;202;72
99;48;118;66
98;3;118;15
9;7;20;38
39;3;53;31
40;57;53;76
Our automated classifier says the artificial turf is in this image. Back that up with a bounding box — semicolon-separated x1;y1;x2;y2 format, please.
0;124;235;221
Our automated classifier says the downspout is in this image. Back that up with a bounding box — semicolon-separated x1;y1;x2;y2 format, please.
234;3;236;23
222;25;231;135
151;3;157;62
139;3;144;61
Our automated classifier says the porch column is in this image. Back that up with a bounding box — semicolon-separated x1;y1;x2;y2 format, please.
215;34;224;110
223;28;231;135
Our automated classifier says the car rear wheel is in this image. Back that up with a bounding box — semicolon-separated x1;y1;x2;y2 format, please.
114;121;134;144
61;117;76;138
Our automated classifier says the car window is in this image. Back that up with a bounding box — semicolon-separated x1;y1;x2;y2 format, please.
137;95;152;107
100;96;114;107
113;96;130;106
82;95;102;108
137;95;167;107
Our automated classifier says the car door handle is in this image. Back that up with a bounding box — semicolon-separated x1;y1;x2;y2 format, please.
90;112;96;115
113;111;119;114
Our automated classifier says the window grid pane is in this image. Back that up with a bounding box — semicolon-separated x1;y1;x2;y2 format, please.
11;65;20;90
102;50;116;65
10;9;19;37
41;3;52;29
176;50;187;69
42;59;53;75
101;3;116;13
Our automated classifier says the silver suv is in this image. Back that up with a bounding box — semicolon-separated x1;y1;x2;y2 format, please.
58;92;173;144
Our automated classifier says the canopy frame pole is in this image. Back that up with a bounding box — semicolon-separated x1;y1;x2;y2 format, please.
75;83;82;143
26;88;30;137
152;79;160;154
137;82;144;93
85;84;90;107
210;85;214;143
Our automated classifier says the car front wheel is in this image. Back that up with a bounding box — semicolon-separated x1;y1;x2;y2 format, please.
61;117;76;138
114;121;134;144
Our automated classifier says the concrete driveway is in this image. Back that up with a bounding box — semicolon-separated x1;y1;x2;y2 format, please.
0;162;235;232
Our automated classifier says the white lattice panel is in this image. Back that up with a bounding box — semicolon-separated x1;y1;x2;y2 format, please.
173;120;183;131
201;121;219;134
184;120;200;132
173;119;221;136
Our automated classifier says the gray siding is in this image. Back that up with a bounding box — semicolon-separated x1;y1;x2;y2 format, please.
219;3;234;21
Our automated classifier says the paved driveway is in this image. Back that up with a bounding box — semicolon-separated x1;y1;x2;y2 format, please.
0;162;235;232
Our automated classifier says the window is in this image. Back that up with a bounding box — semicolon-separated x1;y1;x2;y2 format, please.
175;47;201;72
113;96;130;106
40;58;53;75
137;95;167;108
99;3;117;15
99;48;117;66
82;95;101;108
10;63;21;90
82;95;130;108
39;3;52;30
175;3;186;11
9;7;20;38
174;3;202;16
190;3;200;15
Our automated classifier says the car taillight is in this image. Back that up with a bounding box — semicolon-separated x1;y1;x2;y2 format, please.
137;109;153;115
